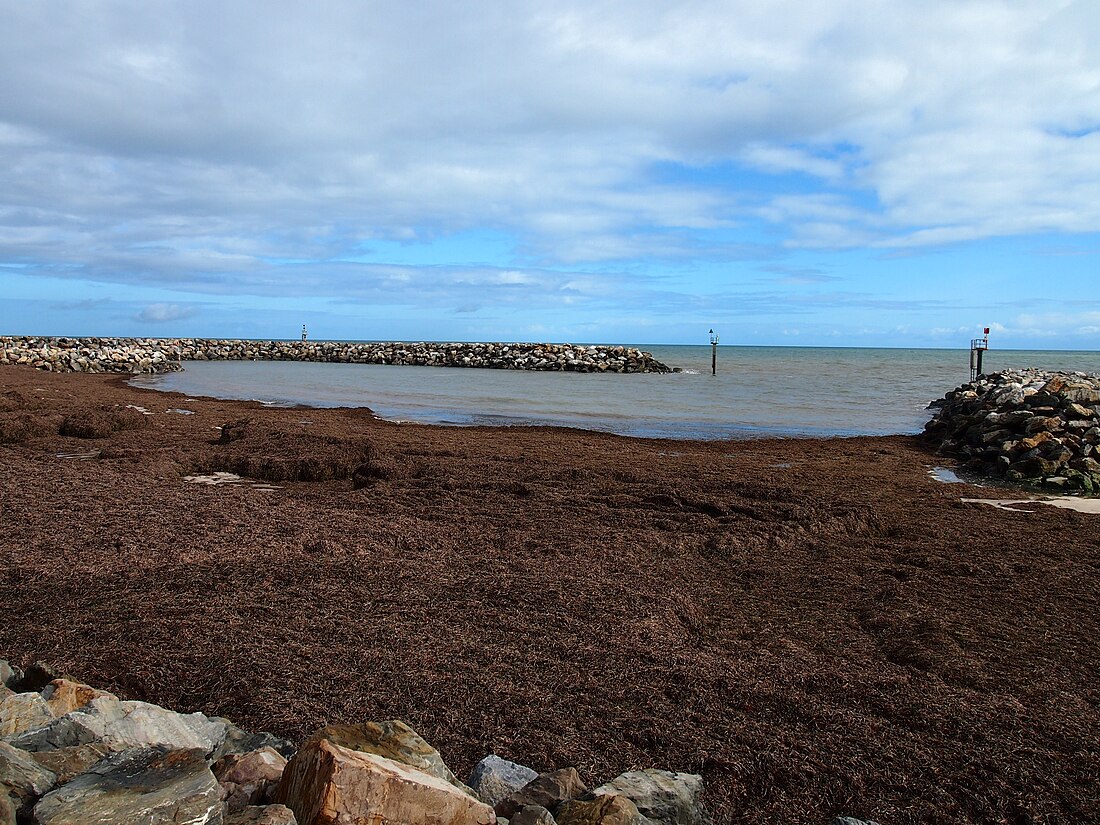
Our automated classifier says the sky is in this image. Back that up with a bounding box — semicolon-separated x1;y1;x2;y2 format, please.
1;1;1099;349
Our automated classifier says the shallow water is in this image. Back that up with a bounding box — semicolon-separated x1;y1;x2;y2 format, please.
132;344;1100;440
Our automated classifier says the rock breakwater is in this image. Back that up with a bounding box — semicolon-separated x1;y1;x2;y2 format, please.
0;337;674;375
924;369;1100;494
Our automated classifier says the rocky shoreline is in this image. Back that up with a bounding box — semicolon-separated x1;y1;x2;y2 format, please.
924;369;1100;494
0;337;674;375
1;660;878;825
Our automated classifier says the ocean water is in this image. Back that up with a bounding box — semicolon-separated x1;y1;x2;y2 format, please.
131;345;1100;440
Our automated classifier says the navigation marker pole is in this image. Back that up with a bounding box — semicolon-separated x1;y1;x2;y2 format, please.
709;328;719;375
969;327;990;381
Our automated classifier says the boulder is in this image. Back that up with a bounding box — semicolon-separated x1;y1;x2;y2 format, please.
0;741;57;820
0;664;20;690
295;721;469;793
556;794;642;825
215;746;288;812
213;722;296;761
42;679;115;717
10;695;228;757
468;755;539;807
496;769;588;819
0;792;14;825
30;742;112;784
34;746;223;825
0;692;55;738
831;818;882;825
592;770;705;825
226;804;299;824
277;738;496;825
510;805;557;825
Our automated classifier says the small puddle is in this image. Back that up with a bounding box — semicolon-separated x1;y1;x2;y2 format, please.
929;466;964;483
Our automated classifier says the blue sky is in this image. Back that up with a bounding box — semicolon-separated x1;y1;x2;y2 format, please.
2;1;1099;349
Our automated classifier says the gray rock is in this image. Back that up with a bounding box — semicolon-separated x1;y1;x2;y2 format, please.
0;664;20;690
0;741;57;820
212;721;296;761
0;792;14;825
511;805;557;825
832;818;882;825
496;768;588;819
10;695;228;757
469;755;539;807
34;746;223;825
592;770;704;825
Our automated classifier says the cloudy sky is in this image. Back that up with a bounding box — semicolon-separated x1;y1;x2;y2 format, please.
2;1;1099;348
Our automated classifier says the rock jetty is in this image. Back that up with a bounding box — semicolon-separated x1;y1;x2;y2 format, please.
2;660;712;825
924;369;1100;494
0;337;674;375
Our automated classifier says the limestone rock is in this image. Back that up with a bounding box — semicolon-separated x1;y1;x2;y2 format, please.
592;770;704;825
0;741;57;819
510;805;557;825
34;745;223;825
226;804;298;824
1;792;14;825
42;679;115;717
496;769;588;819
277;738;496;825
556;794;641;825
215;747;287;812
10;695;228;757
297;720;469;793
469;755;539;807
0;692;55;738
30;742;112;784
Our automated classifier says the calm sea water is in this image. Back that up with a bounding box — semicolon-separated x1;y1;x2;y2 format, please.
131;345;1100;440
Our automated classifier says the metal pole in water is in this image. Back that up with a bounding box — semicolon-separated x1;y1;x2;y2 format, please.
969;327;990;381
709;329;719;375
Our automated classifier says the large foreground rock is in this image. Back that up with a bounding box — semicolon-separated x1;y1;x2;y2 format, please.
592;770;705;825
34;746;223;825
468;755;538;807
11;695;227;756
278;738;496;825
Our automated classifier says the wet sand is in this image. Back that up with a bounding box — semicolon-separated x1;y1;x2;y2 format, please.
2;366;1098;824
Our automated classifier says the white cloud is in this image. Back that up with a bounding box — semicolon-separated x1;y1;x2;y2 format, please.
135;303;197;323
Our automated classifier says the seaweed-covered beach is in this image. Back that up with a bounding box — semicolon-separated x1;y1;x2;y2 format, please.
2;365;1098;824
